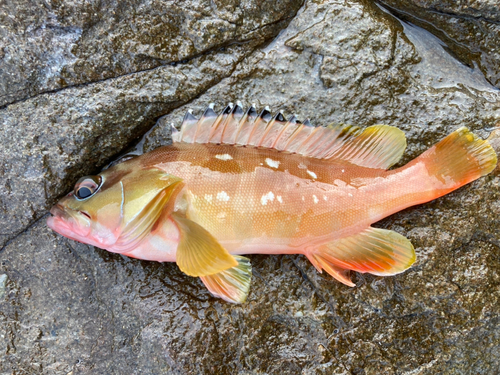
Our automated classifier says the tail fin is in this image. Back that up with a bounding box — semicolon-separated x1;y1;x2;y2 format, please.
417;127;497;191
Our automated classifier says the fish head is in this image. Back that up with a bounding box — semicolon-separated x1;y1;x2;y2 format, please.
47;159;184;252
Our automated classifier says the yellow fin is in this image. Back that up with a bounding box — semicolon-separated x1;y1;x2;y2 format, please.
200;255;252;304
173;104;406;169
417;126;497;185
172;214;238;277
325;125;406;169
307;227;416;284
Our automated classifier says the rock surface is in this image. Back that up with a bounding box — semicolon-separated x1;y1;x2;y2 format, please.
1;0;500;374
378;0;500;88
0;0;301;107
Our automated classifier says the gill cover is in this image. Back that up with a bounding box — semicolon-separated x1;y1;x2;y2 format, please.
112;167;184;251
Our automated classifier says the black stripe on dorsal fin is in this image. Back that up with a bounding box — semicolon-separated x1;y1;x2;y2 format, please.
247;107;272;146
173;104;407;169
273;115;297;150
207;103;233;144
259;111;287;148
234;105;258;145
221;102;245;144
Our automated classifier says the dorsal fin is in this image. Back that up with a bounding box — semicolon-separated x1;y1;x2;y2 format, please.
172;104;407;169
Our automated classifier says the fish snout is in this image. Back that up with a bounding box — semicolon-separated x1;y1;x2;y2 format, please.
49;204;68;219
47;204;91;238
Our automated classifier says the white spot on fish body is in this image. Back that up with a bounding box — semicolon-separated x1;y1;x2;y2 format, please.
307;170;317;179
323;195;328;201
204;194;213;203
348;193;353;197
342;169;345;173
217;191;230;202
301;196;305;201
277;195;283;203
261;191;275;205
215;154;233;161
313;195;319;204
298;163;307;169
265;158;280;168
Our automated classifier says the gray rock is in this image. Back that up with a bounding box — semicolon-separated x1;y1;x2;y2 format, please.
0;0;302;107
378;0;500;88
1;0;500;373
0;274;7;300
0;0;304;247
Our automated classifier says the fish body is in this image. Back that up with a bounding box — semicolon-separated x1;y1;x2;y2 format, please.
47;104;498;303
124;143;434;255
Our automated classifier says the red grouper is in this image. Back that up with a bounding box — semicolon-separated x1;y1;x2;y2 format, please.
47;104;498;303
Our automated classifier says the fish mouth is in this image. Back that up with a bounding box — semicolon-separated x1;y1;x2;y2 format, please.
49;204;69;219
47;204;91;238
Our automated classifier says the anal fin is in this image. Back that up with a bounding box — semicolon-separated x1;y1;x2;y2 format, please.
307;253;355;286
307;227;416;286
200;256;252;304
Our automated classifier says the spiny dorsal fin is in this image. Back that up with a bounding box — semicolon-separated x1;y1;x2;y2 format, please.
172;104;407;169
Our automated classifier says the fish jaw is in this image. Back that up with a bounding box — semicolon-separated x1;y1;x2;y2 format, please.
47;204;91;242
47;204;119;249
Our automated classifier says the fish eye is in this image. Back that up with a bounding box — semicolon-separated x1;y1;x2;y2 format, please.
74;175;102;200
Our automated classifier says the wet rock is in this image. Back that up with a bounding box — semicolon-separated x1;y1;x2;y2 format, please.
0;274;7;300
145;0;500;161
378;0;500;88
0;0;302;107
1;0;500;373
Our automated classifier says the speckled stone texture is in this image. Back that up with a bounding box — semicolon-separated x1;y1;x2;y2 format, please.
1;0;500;374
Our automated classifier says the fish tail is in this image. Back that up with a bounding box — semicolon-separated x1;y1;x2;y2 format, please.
414;127;497;194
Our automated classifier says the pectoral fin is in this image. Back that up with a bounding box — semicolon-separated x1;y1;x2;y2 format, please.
200;255;252;304
172;214;238;277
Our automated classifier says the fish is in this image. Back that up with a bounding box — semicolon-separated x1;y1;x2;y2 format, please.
47;103;498;303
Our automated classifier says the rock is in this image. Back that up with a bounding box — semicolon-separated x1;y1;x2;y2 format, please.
0;0;302;107
0;0;303;247
378;0;500;88
1;0;500;373
0;274;7;300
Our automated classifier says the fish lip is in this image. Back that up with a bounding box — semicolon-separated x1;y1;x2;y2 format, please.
50;204;66;218
47;204;91;237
